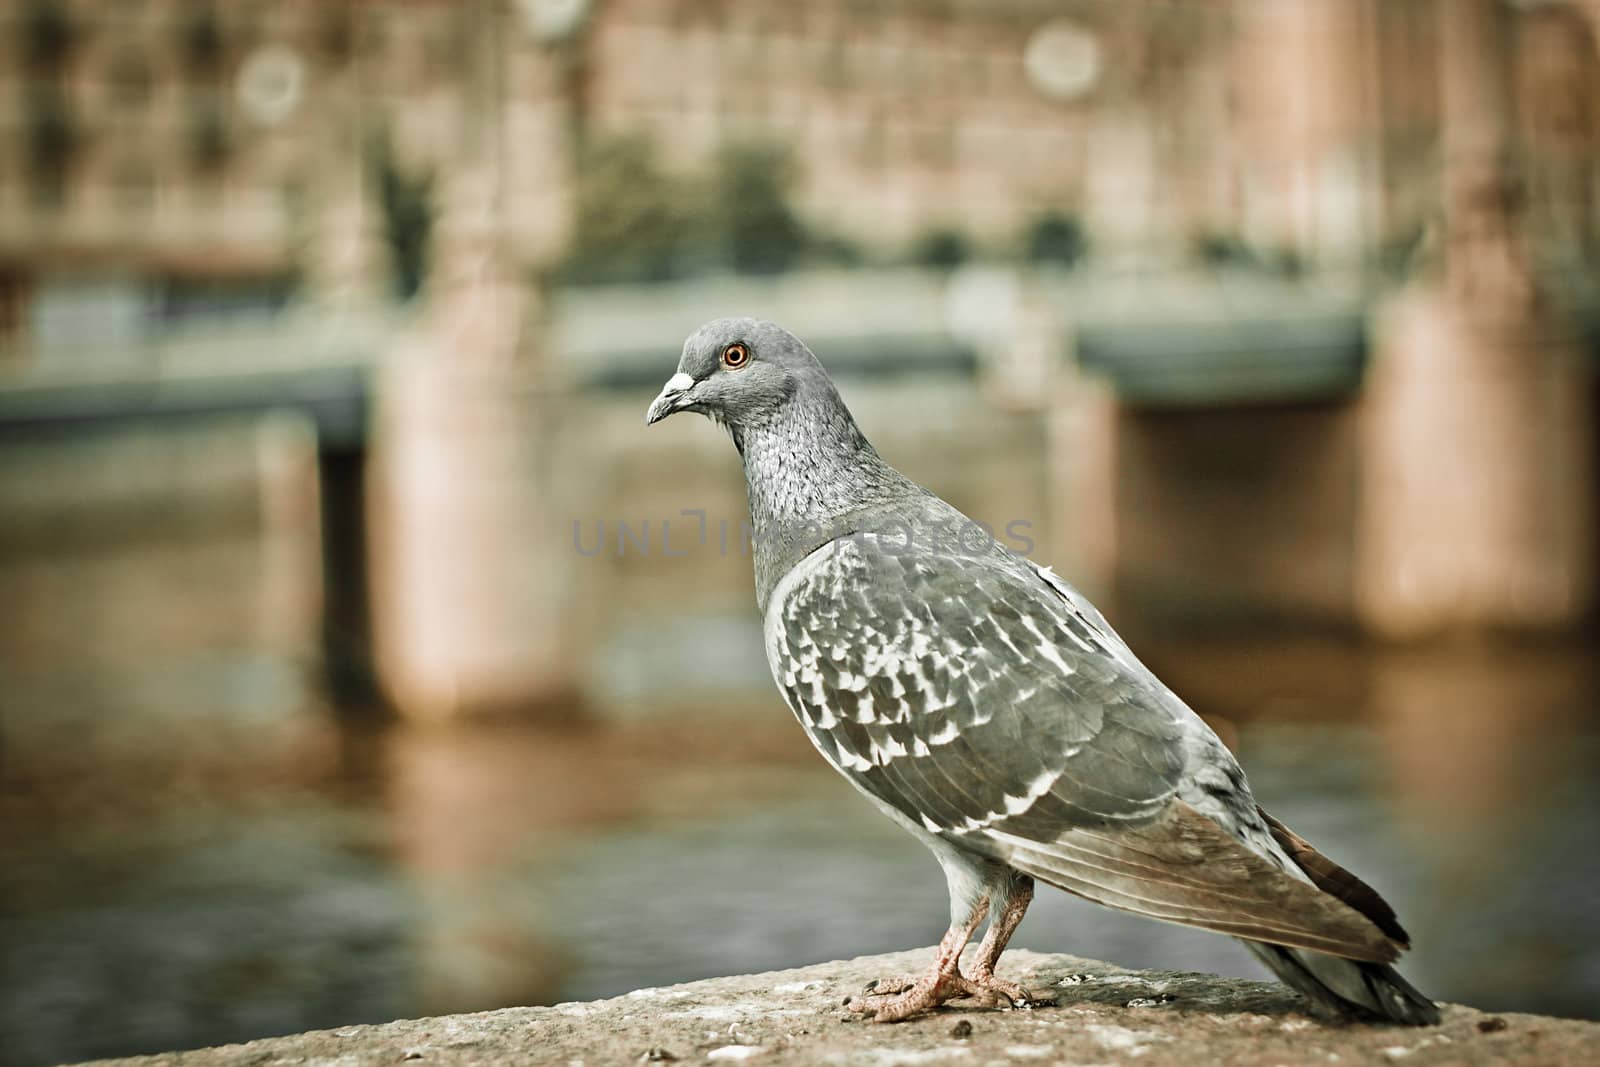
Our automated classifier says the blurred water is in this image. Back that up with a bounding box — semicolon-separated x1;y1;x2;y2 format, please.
1;631;1597;1067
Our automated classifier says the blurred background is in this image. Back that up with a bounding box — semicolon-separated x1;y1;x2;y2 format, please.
1;0;1598;1063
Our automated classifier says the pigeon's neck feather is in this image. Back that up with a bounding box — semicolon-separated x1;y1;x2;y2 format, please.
734;395;922;611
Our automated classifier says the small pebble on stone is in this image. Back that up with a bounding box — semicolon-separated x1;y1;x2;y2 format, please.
1126;995;1176;1008
950;1020;974;1039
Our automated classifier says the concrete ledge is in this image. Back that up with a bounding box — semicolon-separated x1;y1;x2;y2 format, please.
86;949;1597;1067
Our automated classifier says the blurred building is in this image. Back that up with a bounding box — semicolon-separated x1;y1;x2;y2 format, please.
0;0;571;355
5;1;1600;328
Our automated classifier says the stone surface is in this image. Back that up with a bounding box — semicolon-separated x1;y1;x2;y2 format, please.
82;949;1597;1067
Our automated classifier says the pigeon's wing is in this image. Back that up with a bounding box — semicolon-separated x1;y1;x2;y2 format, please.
764;532;1401;963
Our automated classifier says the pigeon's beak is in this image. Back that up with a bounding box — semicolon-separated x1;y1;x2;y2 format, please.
646;372;696;426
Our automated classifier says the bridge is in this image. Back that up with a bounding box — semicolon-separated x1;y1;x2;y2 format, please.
1;269;1592;717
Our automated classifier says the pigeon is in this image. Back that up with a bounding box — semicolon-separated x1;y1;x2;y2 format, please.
646;317;1440;1026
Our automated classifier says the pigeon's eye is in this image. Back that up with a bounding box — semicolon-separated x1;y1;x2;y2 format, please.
721;342;750;370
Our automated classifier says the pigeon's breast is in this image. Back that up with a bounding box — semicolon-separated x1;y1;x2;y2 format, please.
761;537;952;843
761;538;880;757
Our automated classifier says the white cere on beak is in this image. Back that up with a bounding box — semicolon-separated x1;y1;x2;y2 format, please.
646;371;699;425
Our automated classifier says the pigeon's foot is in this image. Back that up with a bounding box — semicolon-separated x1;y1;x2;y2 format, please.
965;971;1055;1010
846;970;979;1023
857;974;922;998
846;971;1053;1022
844;894;1026;1023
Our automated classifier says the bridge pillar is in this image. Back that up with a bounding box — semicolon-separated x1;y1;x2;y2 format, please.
1355;0;1596;636
1357;298;1595;636
366;359;580;719
1047;359;1120;609
364;167;580;719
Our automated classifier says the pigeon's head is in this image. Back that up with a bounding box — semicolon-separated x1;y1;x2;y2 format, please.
645;317;828;432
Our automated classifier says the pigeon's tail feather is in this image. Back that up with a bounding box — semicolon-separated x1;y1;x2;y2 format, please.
999;803;1404;962
1243;941;1441;1025
1255;806;1412;946
1245;807;1438;1023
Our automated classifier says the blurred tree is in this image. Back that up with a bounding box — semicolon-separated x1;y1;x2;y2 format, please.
25;88;76;206
912;226;972;271
1270;246;1307;279
21;1;74;73
189;104;231;173
562;136;812;283
564;135;692;284
319;7;355;67
708;141;807;275
371;131;435;302
181;5;225;76
1192;230;1257;269
1025;212;1087;267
